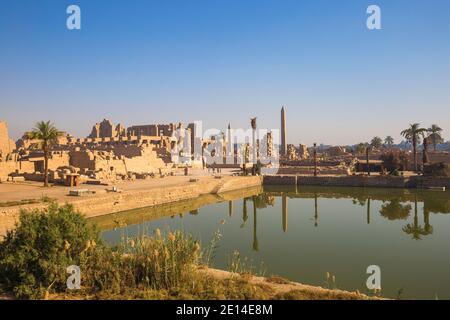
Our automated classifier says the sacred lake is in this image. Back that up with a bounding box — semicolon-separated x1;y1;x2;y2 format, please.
92;186;450;300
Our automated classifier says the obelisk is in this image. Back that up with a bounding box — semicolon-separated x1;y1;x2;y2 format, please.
280;106;287;156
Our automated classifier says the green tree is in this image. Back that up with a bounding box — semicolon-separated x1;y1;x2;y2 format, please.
400;123;427;172
427;124;444;151
27;121;64;187
370;136;383;149
355;142;368;154
384;136;394;148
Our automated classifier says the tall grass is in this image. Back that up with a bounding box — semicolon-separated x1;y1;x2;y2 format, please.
122;229;200;290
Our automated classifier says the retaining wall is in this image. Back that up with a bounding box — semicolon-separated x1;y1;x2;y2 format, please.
263;175;450;188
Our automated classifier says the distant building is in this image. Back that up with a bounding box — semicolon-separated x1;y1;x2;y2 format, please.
89;119;126;139
0;121;15;161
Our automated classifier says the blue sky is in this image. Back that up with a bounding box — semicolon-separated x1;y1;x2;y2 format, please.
1;0;449;145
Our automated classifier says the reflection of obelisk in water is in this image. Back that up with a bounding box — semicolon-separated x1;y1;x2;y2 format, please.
228;201;233;216
367;197;371;224
280;106;287;157
282;194;288;232
314;193;318;227
252;196;259;251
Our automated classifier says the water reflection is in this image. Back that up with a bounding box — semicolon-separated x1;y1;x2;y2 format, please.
96;186;450;299
252;196;258;252
314;193;319;227
241;197;249;228
228;201;233;217
282;194;288;232
379;199;411;221
95;186;450;244
402;195;433;240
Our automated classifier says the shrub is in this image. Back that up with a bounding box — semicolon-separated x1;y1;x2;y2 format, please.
0;204;204;299
0;203;100;299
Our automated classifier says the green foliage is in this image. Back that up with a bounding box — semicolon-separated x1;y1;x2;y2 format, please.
0;203;99;299
355;142;369;154
384;136;394;146
428;124;443;150
0;205;205;299
370;136;383;149
26;121;64;151
401;123;427;142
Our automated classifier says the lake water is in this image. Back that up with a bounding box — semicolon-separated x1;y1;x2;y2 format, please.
96;186;450;300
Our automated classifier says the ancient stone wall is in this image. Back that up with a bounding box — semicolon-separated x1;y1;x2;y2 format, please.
89;119;126;139
127;124;158;137
0;121;15;161
264;175;450;188
69;150;96;170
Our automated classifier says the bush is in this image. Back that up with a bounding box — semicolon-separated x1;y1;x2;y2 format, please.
0;203;100;299
0;204;204;299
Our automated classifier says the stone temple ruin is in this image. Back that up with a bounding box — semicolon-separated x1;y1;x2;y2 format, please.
0;119;197;185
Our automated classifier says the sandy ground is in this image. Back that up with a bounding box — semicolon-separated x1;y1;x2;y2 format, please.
0;169;256;236
0;169;238;203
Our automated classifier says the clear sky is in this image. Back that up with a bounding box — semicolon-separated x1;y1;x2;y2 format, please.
1;0;449;145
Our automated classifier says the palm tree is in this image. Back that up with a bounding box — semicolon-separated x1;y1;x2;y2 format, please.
370;136;383;150
400;123;427;172
27;121;64;187
384;136;394;148
402;196;428;240
427;124;444;151
355;142;368;154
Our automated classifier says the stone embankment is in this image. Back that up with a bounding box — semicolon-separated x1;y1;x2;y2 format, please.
0;175;262;236
264;175;450;189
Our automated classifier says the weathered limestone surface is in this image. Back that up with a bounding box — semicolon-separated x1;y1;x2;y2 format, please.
263;175;297;185
0;122;14;160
